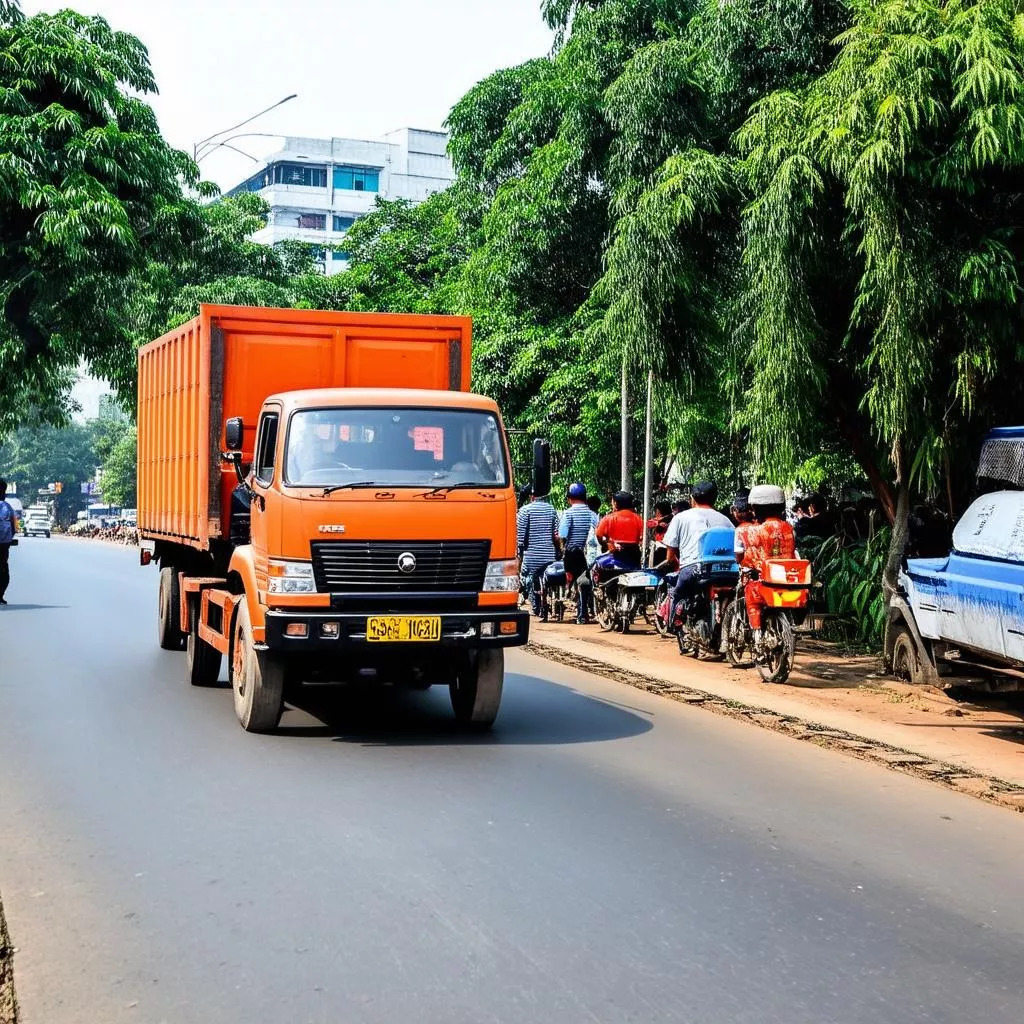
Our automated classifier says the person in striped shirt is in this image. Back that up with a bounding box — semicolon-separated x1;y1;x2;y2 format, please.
559;482;599;624
517;486;560;617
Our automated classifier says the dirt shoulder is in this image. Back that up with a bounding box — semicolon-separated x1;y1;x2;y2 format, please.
528;620;1024;811
0;894;17;1024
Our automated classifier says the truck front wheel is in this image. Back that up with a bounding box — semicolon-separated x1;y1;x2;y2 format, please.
158;567;186;651
449;649;504;730
231;601;284;733
891;624;924;686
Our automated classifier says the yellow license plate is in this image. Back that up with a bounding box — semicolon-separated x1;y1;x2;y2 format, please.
366;615;442;643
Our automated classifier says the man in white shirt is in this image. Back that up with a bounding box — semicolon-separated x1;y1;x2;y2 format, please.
662;481;733;618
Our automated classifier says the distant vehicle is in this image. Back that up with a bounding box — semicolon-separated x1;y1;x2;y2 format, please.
85;503;120;527
24;506;51;538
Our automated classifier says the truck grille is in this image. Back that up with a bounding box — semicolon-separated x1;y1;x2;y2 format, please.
310;540;490;593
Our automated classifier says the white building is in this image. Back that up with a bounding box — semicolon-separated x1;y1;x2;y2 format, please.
225;128;454;274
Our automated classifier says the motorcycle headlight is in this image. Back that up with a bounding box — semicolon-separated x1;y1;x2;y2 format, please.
484;559;520;592
267;559;316;594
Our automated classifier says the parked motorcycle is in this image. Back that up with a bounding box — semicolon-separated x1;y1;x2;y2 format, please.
653;571;678;637
593;558;661;633
724;559;812;683
539;560;569;623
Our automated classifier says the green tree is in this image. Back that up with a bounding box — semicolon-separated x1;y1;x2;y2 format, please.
100;424;137;507
738;0;1024;584
0;421;97;523
0;2;201;430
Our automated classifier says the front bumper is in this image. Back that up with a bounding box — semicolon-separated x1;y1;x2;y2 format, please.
264;608;530;652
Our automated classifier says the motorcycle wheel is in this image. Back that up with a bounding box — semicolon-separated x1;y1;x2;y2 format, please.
691;618;711;659
723;601;753;668
756;613;796;684
653;581;671;637
676;627;693;657
619;593;633;634
555;592;565;622
595;591;614;632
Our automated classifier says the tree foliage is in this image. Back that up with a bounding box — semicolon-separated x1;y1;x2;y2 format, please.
0;2;201;430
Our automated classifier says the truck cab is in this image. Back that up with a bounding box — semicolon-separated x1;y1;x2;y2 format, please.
224;387;526;691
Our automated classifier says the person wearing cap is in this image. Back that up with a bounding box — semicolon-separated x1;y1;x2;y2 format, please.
738;484;797;647
516;485;560;617
559;483;599;624
593;491;644;583
662;481;733;617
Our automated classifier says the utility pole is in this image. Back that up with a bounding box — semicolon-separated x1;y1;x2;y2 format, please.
620;356;631;491
640;369;654;565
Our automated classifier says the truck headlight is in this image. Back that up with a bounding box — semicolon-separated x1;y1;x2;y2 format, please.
268;559;316;594
483;559;520;592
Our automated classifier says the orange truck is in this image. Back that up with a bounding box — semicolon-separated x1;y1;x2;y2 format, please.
137;305;540;733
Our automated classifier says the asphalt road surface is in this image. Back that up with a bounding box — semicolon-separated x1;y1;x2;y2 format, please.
1;537;1023;1024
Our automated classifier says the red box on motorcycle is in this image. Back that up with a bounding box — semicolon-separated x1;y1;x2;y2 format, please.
761;559;812;608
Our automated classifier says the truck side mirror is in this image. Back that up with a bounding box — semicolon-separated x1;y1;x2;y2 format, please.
225;417;244;452
532;439;551;498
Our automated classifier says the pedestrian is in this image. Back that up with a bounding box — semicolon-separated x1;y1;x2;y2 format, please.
0;478;17;606
559;482;599;624
516;484;560;617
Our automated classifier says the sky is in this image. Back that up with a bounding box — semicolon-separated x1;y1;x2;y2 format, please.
25;0;553;415
29;0;553;193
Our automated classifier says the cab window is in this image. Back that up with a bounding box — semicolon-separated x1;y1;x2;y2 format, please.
254;413;280;484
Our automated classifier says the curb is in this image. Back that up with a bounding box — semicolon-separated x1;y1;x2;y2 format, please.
525;641;1024;814
0;894;17;1024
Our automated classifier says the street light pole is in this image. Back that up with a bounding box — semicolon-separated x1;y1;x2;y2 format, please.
192;94;297;162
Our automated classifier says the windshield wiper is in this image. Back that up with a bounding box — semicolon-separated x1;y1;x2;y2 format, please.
320;482;377;496
415;482;494;498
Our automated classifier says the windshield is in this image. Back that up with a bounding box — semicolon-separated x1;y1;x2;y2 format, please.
284;407;509;489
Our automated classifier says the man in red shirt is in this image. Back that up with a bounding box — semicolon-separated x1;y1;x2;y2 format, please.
736;485;796;638
593;491;644;582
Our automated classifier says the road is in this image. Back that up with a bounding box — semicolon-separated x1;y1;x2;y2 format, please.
1;538;1023;1024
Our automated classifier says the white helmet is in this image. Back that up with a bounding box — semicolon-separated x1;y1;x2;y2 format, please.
748;484;786;506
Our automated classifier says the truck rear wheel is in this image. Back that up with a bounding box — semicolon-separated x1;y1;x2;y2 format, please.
449;649;504;730
186;598;222;687
158;567;186;651
231;601;284;733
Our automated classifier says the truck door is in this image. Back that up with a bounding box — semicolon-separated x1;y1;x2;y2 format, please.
250;409;281;573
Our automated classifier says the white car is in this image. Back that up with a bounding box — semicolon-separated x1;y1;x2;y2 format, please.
23;509;51;538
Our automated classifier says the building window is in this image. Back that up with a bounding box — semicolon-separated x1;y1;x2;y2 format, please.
332;215;356;232
227;168;272;196
297;213;326;230
272;163;327;188
331;250;349;262
333;166;380;192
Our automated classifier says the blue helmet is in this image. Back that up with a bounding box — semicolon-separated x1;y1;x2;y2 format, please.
568;482;587;500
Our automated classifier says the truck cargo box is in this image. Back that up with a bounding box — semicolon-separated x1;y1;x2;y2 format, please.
137;305;472;550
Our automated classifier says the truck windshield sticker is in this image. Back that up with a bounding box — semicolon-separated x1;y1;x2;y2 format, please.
412;427;444;461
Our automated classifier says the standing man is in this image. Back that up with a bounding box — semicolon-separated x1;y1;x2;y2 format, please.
0;479;17;606
663;481;733;617
559;482;599;624
517;485;559;617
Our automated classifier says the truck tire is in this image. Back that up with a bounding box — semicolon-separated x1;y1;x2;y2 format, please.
891;624;924;686
449;649;503;730
231;601;284;733
186;598;222;687
158;567;186;651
